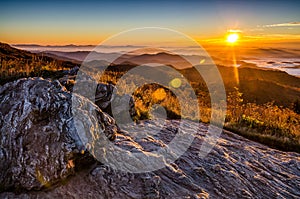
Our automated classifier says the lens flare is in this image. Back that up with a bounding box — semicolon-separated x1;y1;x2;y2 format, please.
152;88;167;101
170;78;182;88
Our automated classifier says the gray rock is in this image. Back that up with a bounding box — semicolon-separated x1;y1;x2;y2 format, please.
58;74;76;91
58;76;137;121
2;119;299;198
0;79;299;198
0;78;117;191
94;83;137;121
95;83;115;111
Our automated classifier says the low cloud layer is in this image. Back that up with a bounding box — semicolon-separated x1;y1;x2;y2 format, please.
263;22;300;27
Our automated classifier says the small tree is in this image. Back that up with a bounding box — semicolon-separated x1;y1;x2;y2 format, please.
293;99;300;114
227;87;243;122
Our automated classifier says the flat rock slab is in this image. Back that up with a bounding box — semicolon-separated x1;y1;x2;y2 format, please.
1;118;299;198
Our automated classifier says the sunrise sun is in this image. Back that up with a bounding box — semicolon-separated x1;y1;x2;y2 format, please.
226;33;239;43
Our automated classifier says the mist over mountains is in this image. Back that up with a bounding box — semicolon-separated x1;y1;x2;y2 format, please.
13;44;300;77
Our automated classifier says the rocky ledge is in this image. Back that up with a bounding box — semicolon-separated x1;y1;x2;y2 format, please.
0;78;117;191
0;78;299;198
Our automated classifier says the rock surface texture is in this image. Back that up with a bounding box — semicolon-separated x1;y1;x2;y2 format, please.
58;73;137;120
0;78;117;191
0;78;299;198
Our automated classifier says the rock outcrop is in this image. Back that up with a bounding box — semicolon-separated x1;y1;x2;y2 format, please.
59;73;137;121
0;78;117;191
95;83;115;112
94;82;137;124
0;78;299;198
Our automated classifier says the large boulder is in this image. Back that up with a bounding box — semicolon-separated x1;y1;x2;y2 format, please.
0;78;117;191
95;83;137;121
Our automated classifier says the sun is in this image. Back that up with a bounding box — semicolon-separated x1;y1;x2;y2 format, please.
226;33;239;43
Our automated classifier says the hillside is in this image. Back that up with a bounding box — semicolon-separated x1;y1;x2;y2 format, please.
180;64;300;107
1;42;299;108
0;42;77;84
30;46;300;107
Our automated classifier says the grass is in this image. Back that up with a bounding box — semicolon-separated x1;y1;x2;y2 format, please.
96;70;300;153
0;57;75;85
0;42;76;85
225;88;300;152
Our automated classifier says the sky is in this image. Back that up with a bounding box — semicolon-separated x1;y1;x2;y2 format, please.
0;0;300;45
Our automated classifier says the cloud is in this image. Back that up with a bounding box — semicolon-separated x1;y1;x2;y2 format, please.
227;29;242;33
263;22;300;27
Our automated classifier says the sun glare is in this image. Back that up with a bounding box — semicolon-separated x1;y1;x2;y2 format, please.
226;33;239;43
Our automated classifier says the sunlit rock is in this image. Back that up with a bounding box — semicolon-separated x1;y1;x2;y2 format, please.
0;78;117;191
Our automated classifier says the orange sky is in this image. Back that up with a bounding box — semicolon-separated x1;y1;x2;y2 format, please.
1;1;299;45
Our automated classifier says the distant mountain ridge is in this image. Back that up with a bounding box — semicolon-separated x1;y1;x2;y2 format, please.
0;42;77;67
1;42;299;107
31;50;203;69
